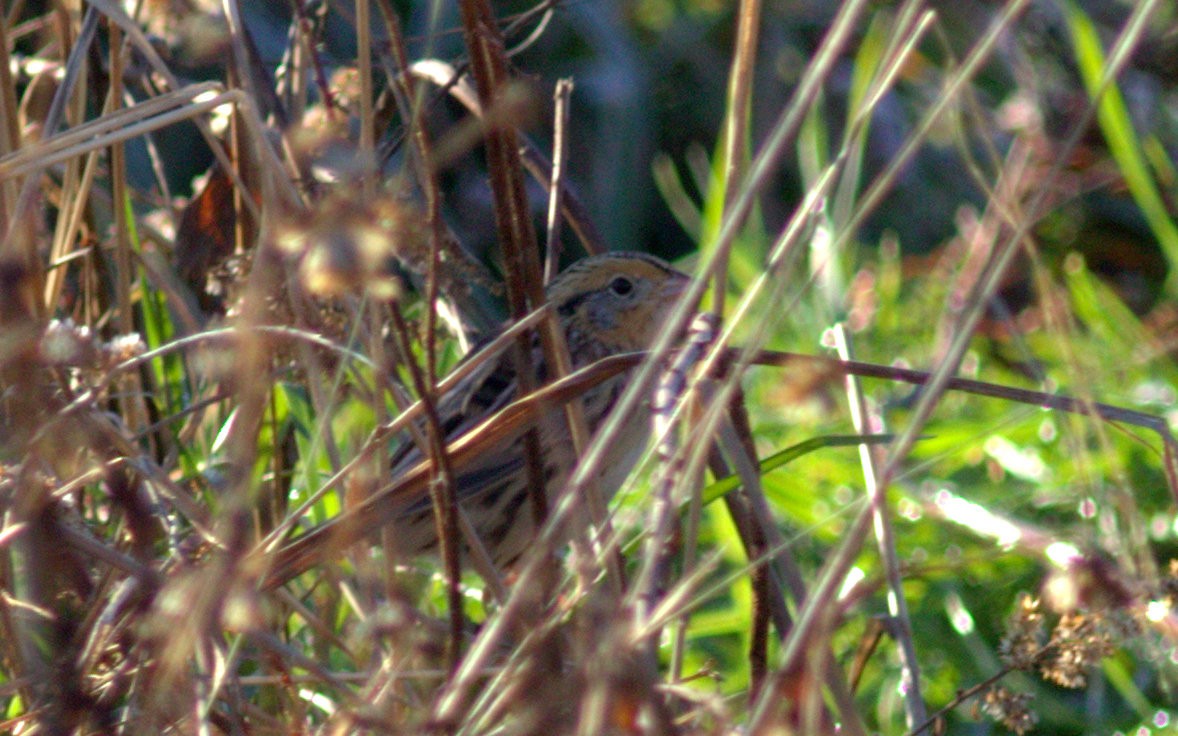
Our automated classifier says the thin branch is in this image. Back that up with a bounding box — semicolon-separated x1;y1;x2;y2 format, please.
833;325;927;727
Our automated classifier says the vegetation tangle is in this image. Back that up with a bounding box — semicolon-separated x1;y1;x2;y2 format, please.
0;1;1176;734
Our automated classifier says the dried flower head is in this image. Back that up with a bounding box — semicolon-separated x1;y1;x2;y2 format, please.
38;319;147;386
978;685;1038;735
999;593;1046;671
275;191;413;300
40;318;95;366
1039;612;1117;689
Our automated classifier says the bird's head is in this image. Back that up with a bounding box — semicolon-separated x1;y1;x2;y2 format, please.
547;252;690;354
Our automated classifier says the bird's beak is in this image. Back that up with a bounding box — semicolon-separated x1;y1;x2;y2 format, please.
661;272;690;301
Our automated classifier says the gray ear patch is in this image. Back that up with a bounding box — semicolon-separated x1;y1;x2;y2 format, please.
585;292;619;331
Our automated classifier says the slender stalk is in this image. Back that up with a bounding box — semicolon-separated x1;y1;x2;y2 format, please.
834;325;927;727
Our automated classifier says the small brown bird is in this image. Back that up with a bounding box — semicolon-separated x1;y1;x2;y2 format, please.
265;252;689;583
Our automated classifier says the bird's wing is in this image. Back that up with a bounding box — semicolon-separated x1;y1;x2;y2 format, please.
388;349;521;478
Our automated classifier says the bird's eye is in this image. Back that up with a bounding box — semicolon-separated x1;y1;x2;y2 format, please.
609;276;634;296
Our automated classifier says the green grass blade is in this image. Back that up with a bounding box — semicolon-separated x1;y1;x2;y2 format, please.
701;433;896;505
1063;1;1178;292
